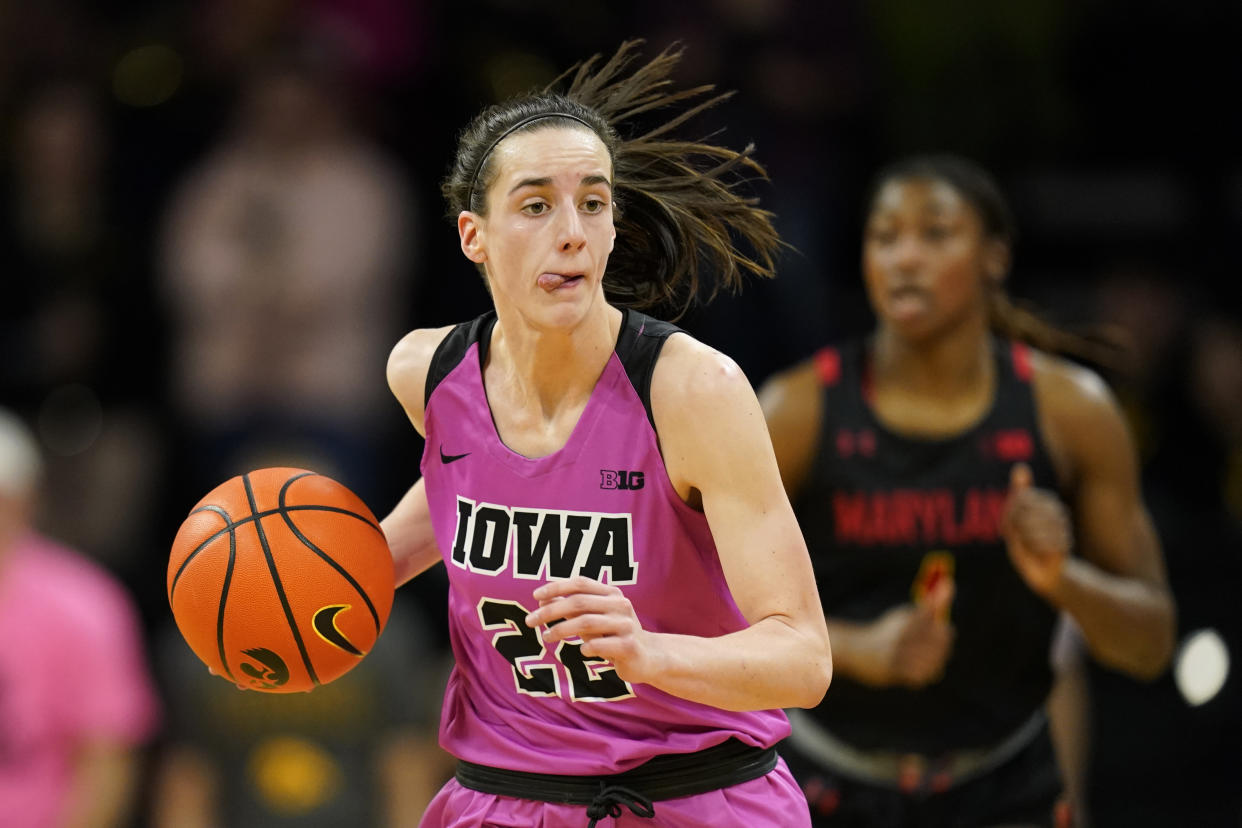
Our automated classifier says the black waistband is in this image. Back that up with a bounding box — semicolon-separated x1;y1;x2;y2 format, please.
455;737;779;805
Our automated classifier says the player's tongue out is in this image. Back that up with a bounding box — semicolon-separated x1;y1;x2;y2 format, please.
538;273;578;291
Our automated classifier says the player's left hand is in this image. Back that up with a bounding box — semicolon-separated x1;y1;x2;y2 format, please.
525;576;654;683
1003;463;1073;599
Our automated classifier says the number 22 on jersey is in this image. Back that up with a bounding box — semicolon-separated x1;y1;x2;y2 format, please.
478;597;636;702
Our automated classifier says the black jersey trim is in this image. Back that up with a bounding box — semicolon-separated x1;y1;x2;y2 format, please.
425;308;679;427
830;336;1040;443
455;738;777;806
424;312;498;407
614;307;682;431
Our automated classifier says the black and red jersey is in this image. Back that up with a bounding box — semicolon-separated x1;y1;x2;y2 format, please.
796;337;1062;754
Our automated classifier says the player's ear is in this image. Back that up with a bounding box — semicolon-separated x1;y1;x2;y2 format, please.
459;211;486;263
983;238;1009;286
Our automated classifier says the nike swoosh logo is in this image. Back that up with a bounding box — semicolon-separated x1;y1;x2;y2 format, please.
313;605;364;656
440;446;471;464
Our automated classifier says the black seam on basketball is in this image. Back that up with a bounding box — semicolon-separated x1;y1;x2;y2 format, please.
216;523;238;683
170;505;232;595
278;475;382;631
172;504;382;595
244;472;320;687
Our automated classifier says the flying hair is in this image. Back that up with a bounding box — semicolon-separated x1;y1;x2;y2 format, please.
442;40;783;317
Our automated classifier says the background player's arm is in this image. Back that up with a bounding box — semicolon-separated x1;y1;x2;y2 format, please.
757;361;822;497
381;327;453;586
534;336;832;711
758;363;954;689
1017;355;1175;679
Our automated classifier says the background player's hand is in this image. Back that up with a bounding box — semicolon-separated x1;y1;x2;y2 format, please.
1003;463;1073;599
864;578;955;688
525;576;654;683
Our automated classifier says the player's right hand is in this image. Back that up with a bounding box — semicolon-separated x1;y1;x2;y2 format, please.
866;579;955;688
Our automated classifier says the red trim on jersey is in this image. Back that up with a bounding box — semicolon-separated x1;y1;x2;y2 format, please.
1011;342;1033;383
814;347;841;386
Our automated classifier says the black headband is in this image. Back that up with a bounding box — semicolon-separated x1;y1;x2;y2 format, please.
467;112;596;210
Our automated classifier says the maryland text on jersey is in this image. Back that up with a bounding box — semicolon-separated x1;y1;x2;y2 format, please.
833;486;1008;547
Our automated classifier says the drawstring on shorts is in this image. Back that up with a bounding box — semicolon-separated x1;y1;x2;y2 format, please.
585;782;656;826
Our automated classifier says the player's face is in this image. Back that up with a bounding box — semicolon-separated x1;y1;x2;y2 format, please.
460;126;616;329
862;177;996;341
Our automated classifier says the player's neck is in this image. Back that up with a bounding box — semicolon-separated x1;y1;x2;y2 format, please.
872;318;992;401
487;303;622;420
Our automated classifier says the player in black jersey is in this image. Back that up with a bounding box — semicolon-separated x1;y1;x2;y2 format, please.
759;155;1176;827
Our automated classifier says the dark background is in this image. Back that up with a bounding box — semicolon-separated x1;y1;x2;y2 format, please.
1;1;1239;824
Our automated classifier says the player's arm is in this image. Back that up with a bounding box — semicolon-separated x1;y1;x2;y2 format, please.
381;327;453;586
1015;354;1176;679
758;360;954;689
653;337;831;709
533;336;832;711
381;479;441;586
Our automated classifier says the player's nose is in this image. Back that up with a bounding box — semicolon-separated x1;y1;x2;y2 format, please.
556;207;587;252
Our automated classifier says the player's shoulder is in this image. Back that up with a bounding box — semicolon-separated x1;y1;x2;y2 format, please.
1028;348;1117;417
759;338;854;416
653;330;754;409
759;354;828;407
1027;348;1133;472
387;324;460;434
388;325;456;377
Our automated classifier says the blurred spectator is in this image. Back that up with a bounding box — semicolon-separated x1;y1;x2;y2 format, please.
0;406;161;827
151;595;453;827
0;75;166;587
189;0;426;91
159;39;416;507
637;0;868;383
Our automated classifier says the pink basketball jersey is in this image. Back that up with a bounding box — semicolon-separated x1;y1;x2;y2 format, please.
419;309;790;774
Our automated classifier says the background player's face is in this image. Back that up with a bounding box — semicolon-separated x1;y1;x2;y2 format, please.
462;126;616;329
862;176;997;341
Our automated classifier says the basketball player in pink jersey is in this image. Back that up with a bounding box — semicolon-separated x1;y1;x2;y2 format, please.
379;41;832;827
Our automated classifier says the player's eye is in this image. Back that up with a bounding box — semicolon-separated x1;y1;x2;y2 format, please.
521;202;549;216
866;226;897;245
581;197;607;214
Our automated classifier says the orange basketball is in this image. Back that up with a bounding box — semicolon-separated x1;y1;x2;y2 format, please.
167;467;395;693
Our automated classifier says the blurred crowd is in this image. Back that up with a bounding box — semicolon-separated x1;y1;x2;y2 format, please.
0;0;1239;826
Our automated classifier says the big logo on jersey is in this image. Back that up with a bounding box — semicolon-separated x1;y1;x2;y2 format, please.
449;496;638;583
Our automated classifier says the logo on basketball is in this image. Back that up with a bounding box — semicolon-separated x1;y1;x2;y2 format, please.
240;648;291;689
313;604;364;656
